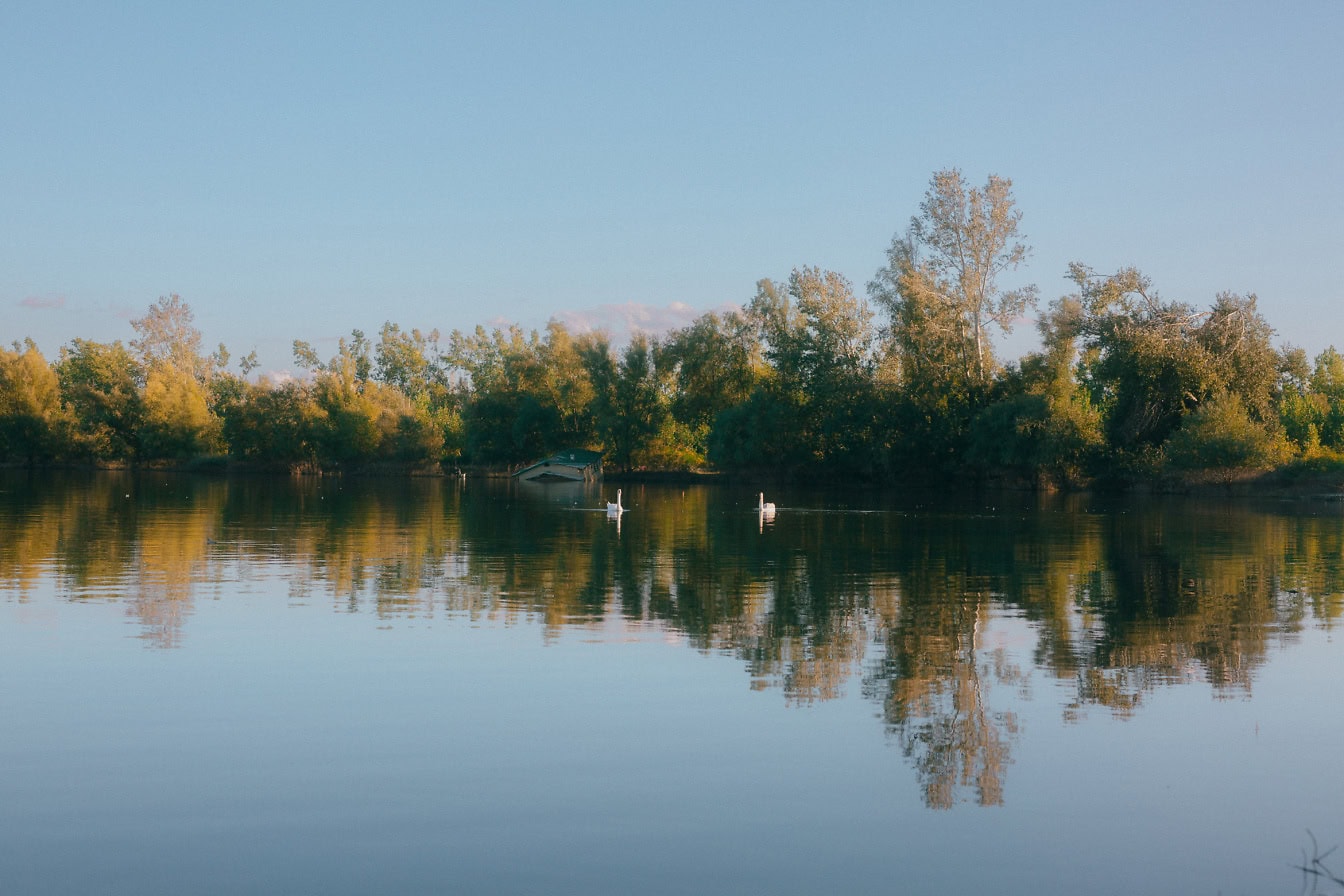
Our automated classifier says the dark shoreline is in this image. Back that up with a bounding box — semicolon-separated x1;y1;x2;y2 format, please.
4;457;1343;500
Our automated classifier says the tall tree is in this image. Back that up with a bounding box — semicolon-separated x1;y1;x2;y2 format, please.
1070;265;1282;459
216;378;322;463
299;333;446;464
712;269;879;473
771;267;874;393
141;364;220;458
778;267;879;468
56;339;145;459
447;321;597;464
529;321;599;450
966;296;1104;483
131;294;209;381
129;296;223;458
870;169;1037;389
1306;347;1344;449
658;310;761;463
583;333;667;471
374;323;445;398
373;322;463;463
1193;291;1279;425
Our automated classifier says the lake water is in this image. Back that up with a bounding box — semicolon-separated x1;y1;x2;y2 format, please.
3;471;1343;895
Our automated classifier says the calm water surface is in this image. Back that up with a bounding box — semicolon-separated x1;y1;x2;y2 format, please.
3;471;1344;895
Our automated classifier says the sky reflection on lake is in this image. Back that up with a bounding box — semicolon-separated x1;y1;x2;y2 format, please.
2;471;1343;895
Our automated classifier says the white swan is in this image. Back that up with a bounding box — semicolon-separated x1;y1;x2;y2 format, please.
607;489;624;515
758;492;776;515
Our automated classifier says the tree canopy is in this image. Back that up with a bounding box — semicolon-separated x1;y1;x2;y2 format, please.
1;168;1329;485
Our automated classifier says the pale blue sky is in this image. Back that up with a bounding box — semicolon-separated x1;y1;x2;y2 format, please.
4;1;1342;374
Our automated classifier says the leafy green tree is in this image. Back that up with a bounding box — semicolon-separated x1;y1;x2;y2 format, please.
56;339;145;460
1164;391;1289;472
528;321;599;450
1278;389;1328;456
656;310;760;466
373;322;464;464
374;323;443;398
292;340;325;373
449;324;533;463
208;354;259;453
782;267;881;471
1071;266;1187;451
968;296;1104;483
1066;269;1187;450
707;387;804;471
659;311;760;430
217;378;322;463
702;279;801;470
966;391;1052;476
1193;292;1280;425
772;267;874;392
129;295;223;459
1311;347;1344;397
291;329;445;465
211;373;257;459
386;394;448;463
1274;344;1317;453
585;333;667;471
141;364;220;458
712;269;880;473
1278;346;1312;395
1070;266;1283;465
0;340;68;463
306;336;383;463
870;169;1037;390
868;175;1034;472
131;294;212;381
448;321;597;465
1308;347;1344;449
355;380;443;464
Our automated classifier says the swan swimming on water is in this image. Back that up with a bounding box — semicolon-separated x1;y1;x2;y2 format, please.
758;492;775;516
607;489;624;515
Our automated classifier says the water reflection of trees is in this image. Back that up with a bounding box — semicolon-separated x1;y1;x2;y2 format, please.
4;474;1344;805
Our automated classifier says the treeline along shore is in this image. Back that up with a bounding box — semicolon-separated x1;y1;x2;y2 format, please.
5;170;1344;491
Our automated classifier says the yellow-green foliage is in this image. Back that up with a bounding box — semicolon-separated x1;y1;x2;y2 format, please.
1165;392;1290;471
141;364;222;459
312;365;381;462
0;342;69;460
55;339;145;459
366;381;444;463
637;418;706;471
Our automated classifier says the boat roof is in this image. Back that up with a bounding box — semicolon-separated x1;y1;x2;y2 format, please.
513;448;603;478
540;448;602;467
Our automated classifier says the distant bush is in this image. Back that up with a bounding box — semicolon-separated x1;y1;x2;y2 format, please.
1273;451;1344;482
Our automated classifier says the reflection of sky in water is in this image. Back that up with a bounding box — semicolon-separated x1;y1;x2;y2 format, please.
2;473;1344;895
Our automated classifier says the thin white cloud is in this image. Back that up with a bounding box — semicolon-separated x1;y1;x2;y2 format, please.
19;294;66;310
261;369;301;386
552;300;731;345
